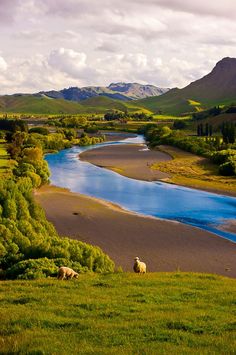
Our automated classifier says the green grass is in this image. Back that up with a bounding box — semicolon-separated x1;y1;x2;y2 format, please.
137;88;236;116
0;272;235;354
152;145;236;195
0;95;152;115
152;114;190;121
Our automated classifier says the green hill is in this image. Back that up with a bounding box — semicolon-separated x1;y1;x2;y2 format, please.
138;57;236;115
80;96;152;114
1;272;235;354
0;95;84;114
0;94;151;115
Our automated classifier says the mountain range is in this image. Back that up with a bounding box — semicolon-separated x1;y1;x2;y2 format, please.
0;57;235;115
38;83;169;102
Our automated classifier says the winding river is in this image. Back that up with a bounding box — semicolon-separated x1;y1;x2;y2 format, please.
45;135;236;243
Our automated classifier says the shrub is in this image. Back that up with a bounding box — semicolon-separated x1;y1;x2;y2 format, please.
0;179;115;279
219;158;236;176
212;150;236;164
29;127;49;135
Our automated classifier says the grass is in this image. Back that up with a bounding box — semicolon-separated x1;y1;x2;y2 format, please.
137;87;236;116
152;114;190;121
0;95;152;115
0;272;235;354
152;145;236;195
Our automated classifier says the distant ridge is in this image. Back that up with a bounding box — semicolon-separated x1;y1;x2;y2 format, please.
138;57;236;115
38;82;169;102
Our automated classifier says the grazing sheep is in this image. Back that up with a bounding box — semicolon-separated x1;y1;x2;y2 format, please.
133;257;146;274
57;267;79;280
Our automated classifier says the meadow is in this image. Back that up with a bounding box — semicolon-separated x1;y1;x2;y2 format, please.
0;272;235;354
152;145;236;195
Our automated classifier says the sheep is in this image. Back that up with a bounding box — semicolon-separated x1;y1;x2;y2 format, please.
57;266;79;280
133;257;146;274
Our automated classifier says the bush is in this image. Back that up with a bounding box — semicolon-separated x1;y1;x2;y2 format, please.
0;179;115;279
29;127;49;135
219;158;236;176
212;150;236;164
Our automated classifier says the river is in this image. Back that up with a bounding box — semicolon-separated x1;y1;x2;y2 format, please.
45;135;236;243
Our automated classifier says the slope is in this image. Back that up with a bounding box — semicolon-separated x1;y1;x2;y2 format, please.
0;94;151;115
1;273;235;354
138;57;236;115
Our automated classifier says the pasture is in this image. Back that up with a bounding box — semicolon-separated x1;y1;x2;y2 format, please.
0;272;235;354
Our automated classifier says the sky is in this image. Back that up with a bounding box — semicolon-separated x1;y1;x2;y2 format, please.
0;0;236;94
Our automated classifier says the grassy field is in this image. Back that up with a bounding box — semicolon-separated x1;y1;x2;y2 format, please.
0;95;152;115
0;139;10;175
0;272;235;354
152;114;190;121
152;145;236;195
137;88;236;116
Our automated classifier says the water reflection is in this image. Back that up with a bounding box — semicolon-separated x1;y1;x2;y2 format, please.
46;136;236;242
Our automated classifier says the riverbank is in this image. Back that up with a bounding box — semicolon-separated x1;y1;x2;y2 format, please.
35;185;236;277
80;143;171;181
80;143;236;197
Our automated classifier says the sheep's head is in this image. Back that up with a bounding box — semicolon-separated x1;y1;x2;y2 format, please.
134;257;140;261
74;273;79;279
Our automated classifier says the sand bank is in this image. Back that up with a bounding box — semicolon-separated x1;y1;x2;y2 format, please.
80;144;171;181
35;185;236;277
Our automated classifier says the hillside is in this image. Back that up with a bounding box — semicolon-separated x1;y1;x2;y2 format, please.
0;94;151;115
1;273;235;354
138;57;236;115
194;112;236;130
40;82;169;102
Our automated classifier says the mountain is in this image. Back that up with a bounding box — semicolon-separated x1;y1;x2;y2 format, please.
107;82;168;99
138;57;236;115
0;94;152;115
39;83;169;102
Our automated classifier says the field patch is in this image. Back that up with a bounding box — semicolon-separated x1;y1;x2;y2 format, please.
0;272;235;354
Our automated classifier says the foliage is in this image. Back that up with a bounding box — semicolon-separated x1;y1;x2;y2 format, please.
0;178;115;279
219;158;236;176
221;121;235;144
104;110;153;122
192;106;222;120
173;120;188;129
211;149;236;164
0;118;27;133
79;133;105;146
225;105;236;113
144;124;236;176
60;116;87;127
29;127;49;135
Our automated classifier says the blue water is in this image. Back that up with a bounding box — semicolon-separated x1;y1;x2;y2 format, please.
45;135;236;243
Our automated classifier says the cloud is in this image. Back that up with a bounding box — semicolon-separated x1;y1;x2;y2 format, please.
0;0;236;93
48;48;87;75
0;56;7;71
126;0;236;19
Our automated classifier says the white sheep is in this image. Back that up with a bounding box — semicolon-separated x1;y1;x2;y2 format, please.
57;266;79;280
133;257;146;274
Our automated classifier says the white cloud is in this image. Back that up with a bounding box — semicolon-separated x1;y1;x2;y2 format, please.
48;48;87;76
0;56;7;71
0;0;236;93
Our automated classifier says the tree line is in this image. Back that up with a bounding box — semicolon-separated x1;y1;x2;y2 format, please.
0;119;114;279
